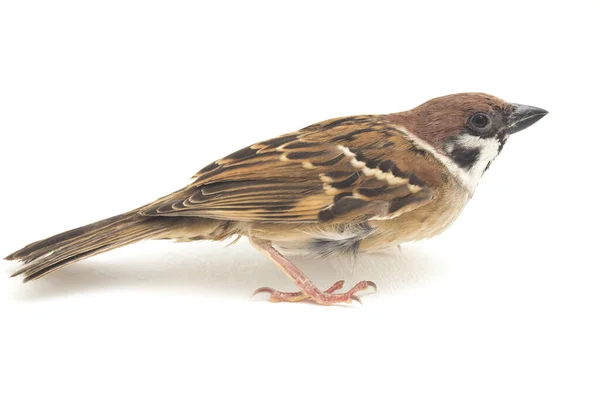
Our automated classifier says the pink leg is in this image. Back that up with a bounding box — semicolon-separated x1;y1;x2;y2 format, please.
253;280;346;303
250;238;377;305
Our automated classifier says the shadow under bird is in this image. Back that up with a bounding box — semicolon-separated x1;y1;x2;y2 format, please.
6;93;548;305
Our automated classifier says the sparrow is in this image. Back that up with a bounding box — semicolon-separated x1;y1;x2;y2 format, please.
5;93;548;305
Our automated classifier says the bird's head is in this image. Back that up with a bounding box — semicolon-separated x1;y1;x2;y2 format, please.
398;92;548;192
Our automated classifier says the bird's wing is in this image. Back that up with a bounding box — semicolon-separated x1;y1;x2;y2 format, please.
139;116;434;223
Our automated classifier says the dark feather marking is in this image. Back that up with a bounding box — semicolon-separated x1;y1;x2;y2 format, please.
357;185;389;198
378;160;396;172
157;204;176;213
319;195;373;222
408;174;425;186
333;192;353;202
391;165;409;179
256;204;296;211
282;141;321;150
260;135;298;148
194;186;317;202
389;196;426;214
318;208;335;222
254;214;306;220
365;158;379;169
285;151;323;160
192;186;275;201
199;160;279;179
199;161;220;173
377;160;409;180
197;204;299;212
311;153;345;167
330;197;367;215
194;167;227;181
409;146;428;156
353;150;383;169
225;146;257;161
330;172;359;189
205;196;303;206
200;180;277;195
215;154;280;169
172;199;187;209
323;171;357;180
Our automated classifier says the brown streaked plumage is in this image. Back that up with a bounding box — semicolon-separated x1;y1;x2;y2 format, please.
5;93;548;305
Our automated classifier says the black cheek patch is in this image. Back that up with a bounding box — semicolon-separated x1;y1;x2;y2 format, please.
450;146;481;170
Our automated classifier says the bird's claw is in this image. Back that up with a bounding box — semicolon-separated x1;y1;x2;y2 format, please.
251;279;376;305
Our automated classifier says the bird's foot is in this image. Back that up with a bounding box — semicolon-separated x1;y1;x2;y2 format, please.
253;280;377;305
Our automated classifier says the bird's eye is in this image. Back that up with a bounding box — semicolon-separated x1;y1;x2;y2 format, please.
468;112;492;134
470;113;490;128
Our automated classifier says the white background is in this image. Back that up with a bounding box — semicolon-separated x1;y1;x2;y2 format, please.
1;1;598;399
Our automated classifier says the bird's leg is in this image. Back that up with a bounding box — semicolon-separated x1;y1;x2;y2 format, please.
250;238;376;305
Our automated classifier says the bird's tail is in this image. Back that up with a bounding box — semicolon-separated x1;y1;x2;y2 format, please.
6;210;175;282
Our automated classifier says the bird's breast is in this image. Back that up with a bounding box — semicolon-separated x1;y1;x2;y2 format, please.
359;183;470;251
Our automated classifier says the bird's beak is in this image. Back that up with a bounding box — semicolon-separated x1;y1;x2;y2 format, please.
506;103;548;135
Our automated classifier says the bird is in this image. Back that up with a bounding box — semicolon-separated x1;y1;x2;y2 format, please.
5;93;548;305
